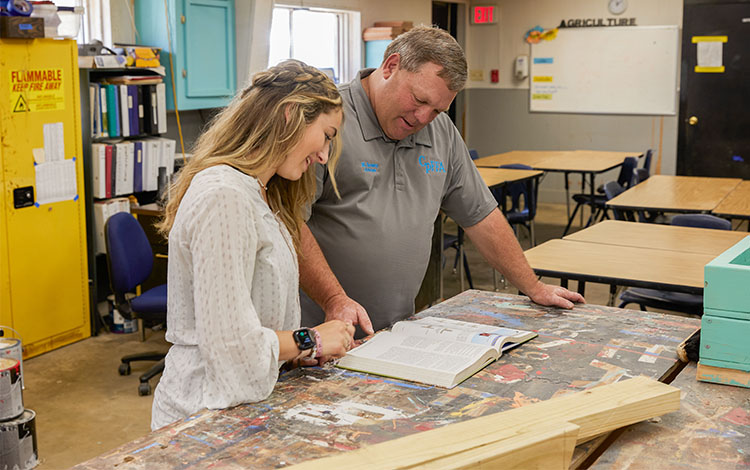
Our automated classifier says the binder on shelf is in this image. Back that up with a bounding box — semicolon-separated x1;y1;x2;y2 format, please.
92;143;106;198
114;142;134;196
93;198;131;254
136;86;145;134
89;84;98;138
119;85;130;137
133;141;143;193
99;85;109;138
156;83;167;134
127;85;139;136
105;144;113;198
144;138;161;191
105;84;119;137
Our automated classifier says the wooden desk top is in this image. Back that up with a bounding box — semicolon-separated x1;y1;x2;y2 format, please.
474;150;641;174
606;175;742;213
524;239;715;293
591;362;750;470
564;220;747;255
476;167;543;188
474;150;573;169
712;179;750;219
72;290;698;470
130;202;163;217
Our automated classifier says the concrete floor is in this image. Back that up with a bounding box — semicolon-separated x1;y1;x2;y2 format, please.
28;202;623;469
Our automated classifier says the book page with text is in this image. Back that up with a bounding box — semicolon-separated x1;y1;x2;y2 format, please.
392;317;533;353
346;331;494;374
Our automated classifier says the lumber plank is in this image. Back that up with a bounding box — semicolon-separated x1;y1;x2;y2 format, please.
287;377;679;470
406;421;579;470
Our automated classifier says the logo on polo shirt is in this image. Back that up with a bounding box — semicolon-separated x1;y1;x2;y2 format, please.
361;162;379;173
418;155;446;175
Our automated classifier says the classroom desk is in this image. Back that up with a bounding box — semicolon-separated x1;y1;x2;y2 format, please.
711;179;750;222
476;166;543;188
591;361;750;469
606;175;742;214
72;290;699;470
524;239;713;296
564;220;748;255
474;150;641;219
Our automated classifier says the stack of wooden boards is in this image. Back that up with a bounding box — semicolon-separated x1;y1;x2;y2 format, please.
289;377;680;470
363;21;413;41
699;236;750;388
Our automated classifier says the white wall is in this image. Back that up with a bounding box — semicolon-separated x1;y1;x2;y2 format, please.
464;0;682;89
462;0;684;202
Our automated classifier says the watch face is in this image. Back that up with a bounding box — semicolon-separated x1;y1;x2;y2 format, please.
293;329;315;350
609;0;627;15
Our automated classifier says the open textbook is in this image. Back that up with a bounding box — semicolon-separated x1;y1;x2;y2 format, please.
336;316;537;388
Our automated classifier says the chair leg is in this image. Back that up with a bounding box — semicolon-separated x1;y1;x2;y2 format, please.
562;202;582;236
529;220;536;247
462;253;474;289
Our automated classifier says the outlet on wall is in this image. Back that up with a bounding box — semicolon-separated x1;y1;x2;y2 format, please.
469;69;484;81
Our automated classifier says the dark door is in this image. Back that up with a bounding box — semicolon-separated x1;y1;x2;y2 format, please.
677;1;750;178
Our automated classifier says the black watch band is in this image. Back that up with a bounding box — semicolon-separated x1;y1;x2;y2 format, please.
292;328;315;351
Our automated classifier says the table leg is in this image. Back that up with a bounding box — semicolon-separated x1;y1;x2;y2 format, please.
565;172;571;220
589;173;596;227
458;243;465;292
608;284;618;307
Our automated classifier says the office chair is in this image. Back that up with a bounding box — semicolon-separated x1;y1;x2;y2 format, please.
632;167;650;185
603;181;637;222
563;157;637;236
642;148;653;173
468;149;480;160
618;214;732;315
494;164;538;246
595;150;651;194
105;212;168;396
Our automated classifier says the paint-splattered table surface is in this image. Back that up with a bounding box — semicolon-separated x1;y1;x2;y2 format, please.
591;361;750;469
72;290;700;470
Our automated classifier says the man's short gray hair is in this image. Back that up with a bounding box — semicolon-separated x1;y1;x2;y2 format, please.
382;25;467;92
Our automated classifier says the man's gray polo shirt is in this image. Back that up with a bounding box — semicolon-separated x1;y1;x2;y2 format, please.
301;69;498;333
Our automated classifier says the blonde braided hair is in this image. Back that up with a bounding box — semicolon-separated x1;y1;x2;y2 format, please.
157;59;342;254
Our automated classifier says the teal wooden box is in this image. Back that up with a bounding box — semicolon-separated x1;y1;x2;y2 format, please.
703;236;750;316
701;313;750;371
700;236;750;371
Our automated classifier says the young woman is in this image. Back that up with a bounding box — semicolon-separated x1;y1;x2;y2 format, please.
151;60;355;430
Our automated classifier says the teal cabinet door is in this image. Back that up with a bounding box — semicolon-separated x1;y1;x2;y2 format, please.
183;0;235;99
135;0;236;110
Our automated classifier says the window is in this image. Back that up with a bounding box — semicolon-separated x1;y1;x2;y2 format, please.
268;6;360;84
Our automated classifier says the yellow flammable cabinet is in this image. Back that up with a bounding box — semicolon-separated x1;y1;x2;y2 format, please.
0;38;90;358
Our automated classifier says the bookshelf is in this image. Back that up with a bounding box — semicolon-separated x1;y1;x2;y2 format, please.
79;66;176;332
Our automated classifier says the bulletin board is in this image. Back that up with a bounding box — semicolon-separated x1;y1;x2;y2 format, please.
529;26;680;115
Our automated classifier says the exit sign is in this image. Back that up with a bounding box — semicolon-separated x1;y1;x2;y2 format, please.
471;6;497;24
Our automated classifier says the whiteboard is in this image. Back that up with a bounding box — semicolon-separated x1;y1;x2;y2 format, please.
529;26;680;115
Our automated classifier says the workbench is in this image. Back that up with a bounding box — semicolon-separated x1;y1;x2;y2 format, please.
72;290;700;469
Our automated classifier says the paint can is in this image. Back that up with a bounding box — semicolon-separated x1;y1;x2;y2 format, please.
0;338;24;389
0;358;23;421
0;409;38;470
108;295;138;334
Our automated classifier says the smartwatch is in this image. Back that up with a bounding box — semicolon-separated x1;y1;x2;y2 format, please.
292;328;315;353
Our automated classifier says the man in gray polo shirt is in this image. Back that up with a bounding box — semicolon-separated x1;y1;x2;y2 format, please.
299;26;584;336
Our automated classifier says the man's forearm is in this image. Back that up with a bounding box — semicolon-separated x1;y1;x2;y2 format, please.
463;209;543;296
299;223;347;310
